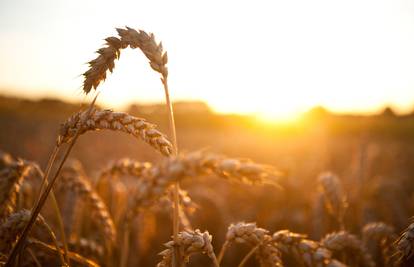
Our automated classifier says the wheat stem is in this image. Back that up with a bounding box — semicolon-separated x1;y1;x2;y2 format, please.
5;94;99;267
238;245;259;267
217;240;229;264
31;162;70;265
162;78;181;267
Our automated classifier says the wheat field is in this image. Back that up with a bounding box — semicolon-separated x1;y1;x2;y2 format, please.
0;26;414;267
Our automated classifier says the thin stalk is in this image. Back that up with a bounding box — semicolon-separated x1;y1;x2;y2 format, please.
28;239;100;267
27;248;42;267
217;241;229;264
238;245;259;267
5;94;99;267
40;213;66;266
161;77;180;267
120;223;130;267
32;162;70;264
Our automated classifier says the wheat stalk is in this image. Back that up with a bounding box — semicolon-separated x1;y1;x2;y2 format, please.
156;229;219;267
27;238;100;267
321;231;375;267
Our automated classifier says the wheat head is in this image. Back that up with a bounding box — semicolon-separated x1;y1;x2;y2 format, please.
57;108;173;156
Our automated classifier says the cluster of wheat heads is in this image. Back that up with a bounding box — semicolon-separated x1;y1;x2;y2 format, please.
2;26;414;267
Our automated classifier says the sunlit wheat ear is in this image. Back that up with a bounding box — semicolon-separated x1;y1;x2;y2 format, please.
225;222;269;246
318;172;348;229
272;230;347;267
82;27;167;94
132;151;283;211
218;222;283;267
57;108;173;156
116;27;168;79
396;221;414;261
321;231;375;267
156;229;219;267
57;161;116;244
0;160;30;219
83;36;126;94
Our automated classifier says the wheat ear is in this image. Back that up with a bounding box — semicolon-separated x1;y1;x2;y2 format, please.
218;222;283;267
318;172;348;230
0;209;65;265
396;221;414;262
362;222;396;266
321;231;375;267
131;151;282;212
272;230;347;267
0;160;28;219
58;108;173;156
58;161;116;245
157;229;219;267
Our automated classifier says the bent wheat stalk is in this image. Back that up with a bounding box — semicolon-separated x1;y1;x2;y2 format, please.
82;26;180;266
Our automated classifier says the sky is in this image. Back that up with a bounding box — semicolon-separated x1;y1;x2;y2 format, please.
0;0;414;120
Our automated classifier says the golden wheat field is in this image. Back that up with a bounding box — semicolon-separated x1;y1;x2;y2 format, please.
1;3;414;266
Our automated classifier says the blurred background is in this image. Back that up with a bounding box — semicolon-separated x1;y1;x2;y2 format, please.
1;0;414;266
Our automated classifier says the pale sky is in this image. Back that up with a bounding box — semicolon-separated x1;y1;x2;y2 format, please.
0;0;414;120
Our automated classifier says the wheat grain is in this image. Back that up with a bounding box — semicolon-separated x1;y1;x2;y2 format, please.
156;229;218;267
57;108;173;156
321;231;375;267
